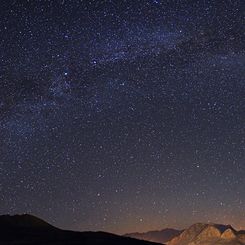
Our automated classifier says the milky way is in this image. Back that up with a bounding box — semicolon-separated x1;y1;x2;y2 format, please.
0;0;245;234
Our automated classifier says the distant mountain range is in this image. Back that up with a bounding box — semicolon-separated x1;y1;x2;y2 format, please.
0;214;244;245
126;223;245;245
125;228;183;244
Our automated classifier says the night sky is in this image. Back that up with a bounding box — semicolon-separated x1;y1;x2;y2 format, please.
0;0;245;235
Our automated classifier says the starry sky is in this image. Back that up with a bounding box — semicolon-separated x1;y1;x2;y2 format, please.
0;0;245;235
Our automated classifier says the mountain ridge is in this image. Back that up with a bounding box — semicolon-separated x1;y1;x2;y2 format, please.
0;214;162;245
1;214;244;245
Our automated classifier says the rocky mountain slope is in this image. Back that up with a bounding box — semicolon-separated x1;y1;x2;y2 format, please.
167;223;245;245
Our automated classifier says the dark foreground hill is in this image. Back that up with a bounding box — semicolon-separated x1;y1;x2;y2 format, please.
0;214;162;245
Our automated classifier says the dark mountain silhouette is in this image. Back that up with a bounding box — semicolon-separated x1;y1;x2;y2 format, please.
0;214;56;229
1;215;244;245
0;214;162;245
125;228;183;244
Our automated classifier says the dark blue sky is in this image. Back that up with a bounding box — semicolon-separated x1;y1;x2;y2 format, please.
0;0;244;234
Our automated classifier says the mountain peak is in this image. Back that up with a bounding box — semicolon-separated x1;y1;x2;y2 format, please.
193;225;222;242
213;224;235;233
221;228;237;239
